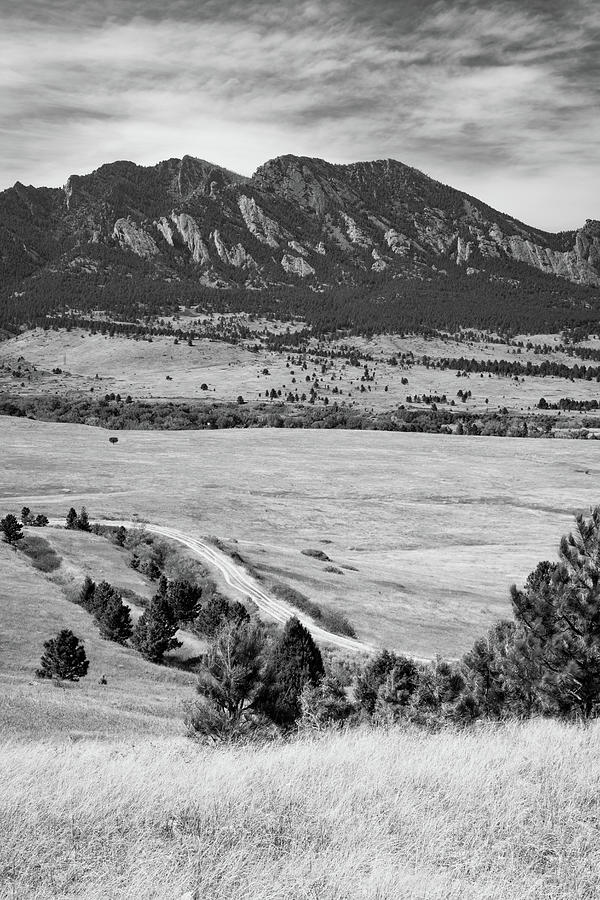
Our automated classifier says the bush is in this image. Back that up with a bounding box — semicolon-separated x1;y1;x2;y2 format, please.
19;536;62;572
269;583;356;637
301;548;331;561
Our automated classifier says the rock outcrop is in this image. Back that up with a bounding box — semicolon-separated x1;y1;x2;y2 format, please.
2;152;599;299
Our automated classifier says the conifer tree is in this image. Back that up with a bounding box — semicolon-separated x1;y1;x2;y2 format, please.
76;506;91;532
65;507;78;529
131;593;181;662
97;592;132;644
510;508;600;718
1;513;23;545
88;580;119;617
36;629;89;681
257;616;324;725
167;579;202;624
78;576;96;611
195;620;266;721
354;649;399;715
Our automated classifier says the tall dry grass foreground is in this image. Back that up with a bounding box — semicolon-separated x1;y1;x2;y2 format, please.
2;720;600;900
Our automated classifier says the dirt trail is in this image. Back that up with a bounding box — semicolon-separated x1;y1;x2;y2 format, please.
93;520;377;654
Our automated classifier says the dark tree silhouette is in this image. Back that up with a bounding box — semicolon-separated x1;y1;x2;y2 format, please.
257;616;324;726
36;629;89;681
131;593;181;662
1;514;23;545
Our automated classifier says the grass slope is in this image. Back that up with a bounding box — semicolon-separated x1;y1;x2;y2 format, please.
2;721;599;899
0;542;195;739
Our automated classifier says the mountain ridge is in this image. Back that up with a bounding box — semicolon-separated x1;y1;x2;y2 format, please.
1;152;599;333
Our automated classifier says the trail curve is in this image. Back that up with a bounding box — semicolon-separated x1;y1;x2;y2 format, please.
96;520;376;655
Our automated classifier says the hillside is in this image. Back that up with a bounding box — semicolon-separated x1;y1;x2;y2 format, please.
0;540;195;739
2;154;600;334
2;721;599;898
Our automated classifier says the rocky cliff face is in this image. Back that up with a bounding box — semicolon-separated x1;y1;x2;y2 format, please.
1;153;599;297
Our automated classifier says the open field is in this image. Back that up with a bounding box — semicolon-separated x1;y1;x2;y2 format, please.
0;542;195;740
1;416;598;657
2;327;600;416
2;720;600;899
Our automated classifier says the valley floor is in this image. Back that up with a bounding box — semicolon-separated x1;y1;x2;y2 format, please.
1;415;598;657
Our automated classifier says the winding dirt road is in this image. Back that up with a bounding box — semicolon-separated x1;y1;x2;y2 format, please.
94;520;376;654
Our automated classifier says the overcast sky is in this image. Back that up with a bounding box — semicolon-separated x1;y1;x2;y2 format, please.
1;0;598;231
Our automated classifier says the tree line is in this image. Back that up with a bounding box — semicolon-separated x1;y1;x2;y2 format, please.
3;392;600;438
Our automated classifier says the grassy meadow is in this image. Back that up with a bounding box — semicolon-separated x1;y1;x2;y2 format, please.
2;720;600;899
1;415;599;657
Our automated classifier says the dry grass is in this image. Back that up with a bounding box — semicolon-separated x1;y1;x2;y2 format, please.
1;720;599;899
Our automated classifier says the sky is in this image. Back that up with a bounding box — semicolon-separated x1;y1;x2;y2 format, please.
1;0;598;231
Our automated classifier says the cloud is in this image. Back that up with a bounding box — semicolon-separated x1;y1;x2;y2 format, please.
0;0;598;229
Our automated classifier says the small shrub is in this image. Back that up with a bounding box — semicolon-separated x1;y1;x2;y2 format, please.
20;536;62;572
301;548;331;561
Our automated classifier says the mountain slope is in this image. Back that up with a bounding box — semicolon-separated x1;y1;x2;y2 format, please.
1;153;599;331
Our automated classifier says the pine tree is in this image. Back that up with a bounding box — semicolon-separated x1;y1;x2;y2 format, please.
354;649;399;715
36;629;89;681
1;514;23;545
167;579;202;624
258;616;324;726
460;620;516;719
97;593;132;644
76;506;91;532
20;506;32;525
195;620;266;721
65;507;78;529
299;674;355;730
510;508;600;718
78;576;96;611
131;593;181;662
88;580;119;617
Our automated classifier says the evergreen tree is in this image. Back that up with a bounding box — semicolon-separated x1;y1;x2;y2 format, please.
257;616;324;726
36;629;89;681
131;593;181;662
511;509;600;717
194;620;266;722
97;592;132;644
373;655;420;722
20;506;32;525
299;674;355;729
461;620;516;719
65;507;78;529
354;649;399;715
78;576;96;611
194;593;249;637
1;513;23;545
76;506;91;532
167;579;202;624
88;580;119;617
